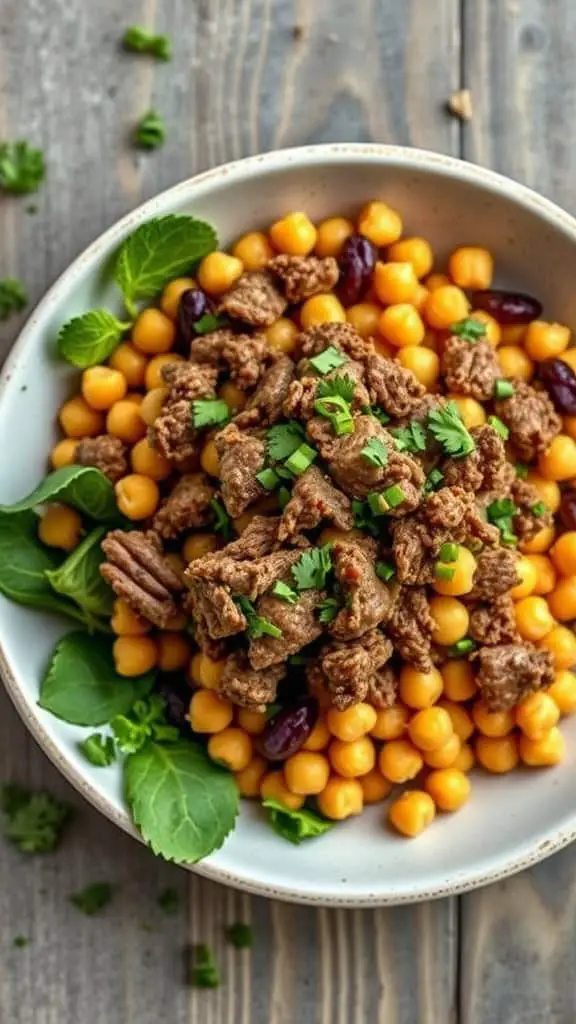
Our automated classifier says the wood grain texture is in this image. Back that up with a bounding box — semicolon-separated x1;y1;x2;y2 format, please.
0;1;463;1022
460;3;576;1022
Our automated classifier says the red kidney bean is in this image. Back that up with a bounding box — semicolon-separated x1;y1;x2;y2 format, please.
258;698;318;761
337;234;377;306
178;288;213;340
157;676;191;732
472;288;542;325
539;358;576;415
560;489;576;530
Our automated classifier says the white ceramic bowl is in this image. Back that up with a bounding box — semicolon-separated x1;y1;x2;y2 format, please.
2;143;576;907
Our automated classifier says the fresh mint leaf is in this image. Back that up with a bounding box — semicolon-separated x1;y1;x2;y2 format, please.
262;800;334;845
111;695;178;754
57;310;131;368
0;466;120;522
1;783;72;853
122;25;171;60
39;631;155;726
125;741;239;863
70;882;113;916
78;733;116;767
0;278;27;321
192;398;230;429
291;544;333;591
427;401;476;459
134;110;166;150
114;215;218;316
360;437;389;468
46;527;114;620
0;141;45;194
316;374;355;404
226;923;253;949
266;421;306;462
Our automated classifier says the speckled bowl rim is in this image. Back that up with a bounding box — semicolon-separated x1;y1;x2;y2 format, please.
2;142;576;907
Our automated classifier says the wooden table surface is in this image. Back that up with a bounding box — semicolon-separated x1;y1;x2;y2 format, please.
1;1;576;1021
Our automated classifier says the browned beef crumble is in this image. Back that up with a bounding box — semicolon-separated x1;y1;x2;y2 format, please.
278;466;353;542
153;473;215;540
219;270;287;327
153;361;218;465
221;515;282;559
219;651;286;712
367;665;398;709
387;586;434;671
249;589;324;669
312;630;394;710
190;328;269;389
184;547;302;604
329;541;398;641
441;335;500;401
299;322;374;362
100;530;183;627
364;354;426;418
234;355;295;428
510;477;553;542
442;425;509;493
214;423;266;518
469;594;519;646
76;434;128;483
469;547;519;601
268;254;339;302
474;643;554;710
284;360;370;420
494;380;561;461
184;577;247;640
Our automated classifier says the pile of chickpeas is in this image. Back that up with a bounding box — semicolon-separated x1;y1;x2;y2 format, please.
40;198;576;839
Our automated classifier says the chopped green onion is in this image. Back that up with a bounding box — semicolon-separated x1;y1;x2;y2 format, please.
333;411;355;435
278;486;291;509
494;379;515;399
367;492;386;516
531;501;547;518
447;637;477;657
487;498;517;522
382;484;406;509
314;395;354;436
488;415;509;440
376;561;395;582
271;581;299;604
434;563;455;582
256;468;280;491
439;542;458;562
308;346;347;375
284;443;317;476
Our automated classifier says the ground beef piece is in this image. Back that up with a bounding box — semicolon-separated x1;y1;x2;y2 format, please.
474;643;554;710
221;516;282;559
153;362;218;465
268;254;339;302
286;360;370;421
219;271;287;327
234;355;295;429
511;477;553;542
249;590;324;670
316;630;393;710
364;354;426;418
153;473;215;540
329;540;398;641
367;665;398;709
184;577;247;639
214;423;266;518
184;602;229;660
75;434;128;483
299;322;374;363
442;425;510;493
325;415;425;512
469;547;519;600
279;466;353;542
441;335;500;401
219;651;285;712
100;530;183;627
190;329;269;390
396;393;445;428
387;586;434;671
494;380;561;461
185;547;302;601
469;595;519;645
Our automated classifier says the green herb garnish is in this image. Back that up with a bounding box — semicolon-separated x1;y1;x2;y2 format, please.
70;883;114;916
192;397;230;429
447;637;477;657
256;468;280;491
376;561;395;582
316;374;355;404
210;498;233;540
158;887;180;915
360;437;389;468
427;401;476;459
0;278;27;321
368;406;391;426
57;310;132;368
451;317;487;342
488;415;509;440
494;379;515;399
263;799;334;844
271;581;299;604
314;395;354;436
235;596;282;640
0;784;72;854
487;497;518;545
13;936;29;948
317;597;339;624
382;484;406;508
531;501;547;518
515;462;528;479
78;734;116;768
308;346;347;374
367;492;387;516
284;443;317;476
439;542;458;562
46;527;115;622
111;695;179;755
424;468;444;493
189;943;220;988
391;420;427;454
434;563;455;582
122;25;172;60
134;110;166;150
0;465;119;521
291;544;333;591
277;486;291;509
266;421;306;462
226;923;253;949
0;141;45;194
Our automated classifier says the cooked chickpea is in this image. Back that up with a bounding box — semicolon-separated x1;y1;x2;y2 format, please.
379;739;424;784
208;727;253;772
524;321;571;361
232;231;274;270
234;511;256;535
160;276;196;319
265;317;299;356
197;251;244;295
497;345;534;382
284;751;330;795
432;545;477;597
429;596;470;646
300;293;346;329
326;703;378;742
189;652;225;690
408;707;454;752
109;342;148;388
115;474;159;520
448;395;486;429
106;399;147;443
38;505;82;551
563;416;576;442
373;261;419;305
189;689;233;733
399;665;443;709
519;726;566;767
370;704;408;741
515;691;560;740
50;438;78;470
510;556;539;600
440;661;477;702
357;201;403;247
475;734;519;773
548;576;576;621
81;366;127;411
59;395;104;438
425;272;451;292
472;701;515;738
235;755;268;798
452;742;475;773
315;216;354;257
448;246;493;290
269;212;317;256
328;737;376;778
183;532;219;563
539;435;576;481
302;717;331;751
548;670;576;715
425;768;471;812
164;609;188;632
422;732;461;769
217;380;246;413
200;439;220;478
260;770;305;810
145;353;183;391
438;700;475;742
110;598;150;636
551;532;576;575
156;632;192;672
113;635;157;677
130;436;172;481
397;346;439;390
520;524;556;555
132;308;176;354
424;285;469;330
470;310;501;347
514;595;555;642
378;304;425;347
538;625;576;670
388;791;435;838
412;283;429;313
388;237;433;278
236;708;268;736
346;302;381;338
360;769;393;804
501;324;527;345
317;777;364;820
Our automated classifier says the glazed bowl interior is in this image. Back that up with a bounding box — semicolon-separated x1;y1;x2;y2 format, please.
2;144;576;906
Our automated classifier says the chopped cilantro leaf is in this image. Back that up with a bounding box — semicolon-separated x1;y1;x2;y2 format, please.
111;695;178;755
447;637;477;657
427;401;476;459
351;498;381;537
189;943;219;988
134;110;166;150
0;784;71;854
488;415;509;440
267;421;306;462
317;597;339;624
210;498;233;540
291;544;333;591
451;317;487;342
424;468;444;493
0;278;27;321
376;561;395;582
192;398;230;429
361;437;389;468
487;498;517;522
235;596;282;639
0;141;45;194
515;462;528;479
271;581;298;604
158;887;180;915
195;313;228;335
308;346;347;375
122;25;172;60
391;420;427;454
531;501;547;518
226;923;253;949
316;374;355;404
368;406;391;426
70;882;114;916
